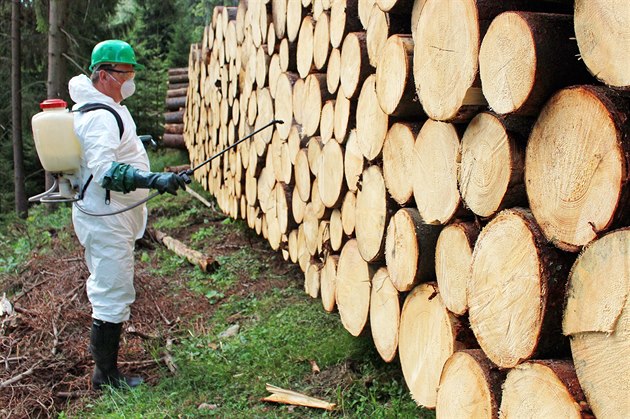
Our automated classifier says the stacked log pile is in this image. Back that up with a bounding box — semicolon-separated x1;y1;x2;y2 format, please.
163;67;188;149
182;1;629;417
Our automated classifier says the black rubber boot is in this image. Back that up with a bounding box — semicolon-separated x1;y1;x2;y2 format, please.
90;319;143;390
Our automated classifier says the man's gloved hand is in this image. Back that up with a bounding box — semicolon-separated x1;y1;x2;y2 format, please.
102;162;187;195
133;170;187;195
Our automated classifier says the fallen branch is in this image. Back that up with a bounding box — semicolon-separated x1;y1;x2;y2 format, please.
262;383;336;411
185;186;216;210
0;362;41;388
154;230;219;273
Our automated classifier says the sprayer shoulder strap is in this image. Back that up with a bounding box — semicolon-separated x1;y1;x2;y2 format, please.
75;103;124;139
75;103;124;204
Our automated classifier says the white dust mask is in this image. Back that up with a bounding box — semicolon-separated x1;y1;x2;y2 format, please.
106;71;136;100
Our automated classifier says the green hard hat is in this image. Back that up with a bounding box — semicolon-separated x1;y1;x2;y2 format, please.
89;39;144;71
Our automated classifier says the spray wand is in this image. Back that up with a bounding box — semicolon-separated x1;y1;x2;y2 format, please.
74;119;284;217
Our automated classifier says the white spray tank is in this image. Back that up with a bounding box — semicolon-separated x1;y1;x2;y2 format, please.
29;99;82;203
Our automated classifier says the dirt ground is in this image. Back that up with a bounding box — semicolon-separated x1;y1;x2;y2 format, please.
0;204;298;418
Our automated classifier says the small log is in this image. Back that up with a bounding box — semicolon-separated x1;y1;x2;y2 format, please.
563;228;630;419
168;73;189;84
168;67;188;76
313;12;331;71
302;73;332;137
304;261;321;298
333;89;356;143
525;85;630;252
365;3;410;68
356;75;389;161
330;0;361;48
286;0;307;42
320;253;339;312
335;239;375;336
274;72;298;140
343;129;364;192
164;110;184;124
369;267;400;362
326;48;341;95
263;383;336;411
167;87;188;98
329;208;344;251
436;349;506;419
318;140;346;208
376;0;414;14
297;15;315;78
340;32;371;100
165;96;186;111
469;208;571;369
341;190;356;236
500;360;592;418
154;230;219;273
319;99;335;143
162;133;186;149
164;123;184;134
382;122;421;205
272;0;287;40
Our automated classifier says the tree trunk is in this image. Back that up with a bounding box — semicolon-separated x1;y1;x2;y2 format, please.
525;86;630;252
563;228;630;419
435;221;480;316
480;12;589;116
11;0;26;218
436;350;506;419
460;112;529;218
369;267;400;362
335;239;375;336
469;208;571;369
574;0;630;89
500;360;592;418
399;283;471;408
385;208;442;292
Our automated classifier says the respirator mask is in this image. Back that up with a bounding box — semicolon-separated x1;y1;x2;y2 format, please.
106;70;136;100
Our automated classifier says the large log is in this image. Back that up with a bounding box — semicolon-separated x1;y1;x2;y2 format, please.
574;0;630;89
479;12;588;116
499;360;592;418
469;208;571;369
335;239;375;336
399;283;470;408
459;112;529;218
436;350;505;419
412;119;463;225
369;267;400;362
384;208;442;292
435;221;480;316
563;228;630;419
525;85;630;252
355;165;395;262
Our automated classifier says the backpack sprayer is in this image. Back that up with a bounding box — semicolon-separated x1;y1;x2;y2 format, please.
28;98;283;216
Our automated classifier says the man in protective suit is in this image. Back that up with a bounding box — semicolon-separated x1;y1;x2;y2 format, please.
68;40;185;389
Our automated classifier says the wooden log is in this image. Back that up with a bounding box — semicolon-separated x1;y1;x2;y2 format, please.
320;253;339;312
333;89;356;143
376;34;423;117
297;15;315;78
376;0;414;14
358;0;375;29
340;32;371;100
154;230;219;273
574;0;630;89
382;122;421;205
164;123;184;134
480;12;589;116
525;85;630;252
164;110;184;123
254;88;274;156
168;73;189;84
274;72;298;139
272;0;287;40
292;78;305;125
460;112;529;218
268;54;282;97
436;350;506;419
563;228;630;419
295;148;312;202
275;181;295;234
330;0;361;49
343;129;364;192
317;219;331;255
355;165;395;262
369;267;400;362
329;208;344;251
305;261;321;298
412;119;463;225
319;99;335;144
286;0;307;42
288;124;308;165
356;75;389;160
469;208;571;369
167;87;188;98
168;81;189;91
385;208;442;292
162;133;186;149
326;48;341;95
335;239;375;336
307;136;324;177
410;0;427;41
399;283;470;408
318;139;346;208
435;221;480;316
302;73;332;137
279;37;297;72
256;45;270;88
365;3;410;68
313;12;331;71
500;360;592;418
168;67;188;76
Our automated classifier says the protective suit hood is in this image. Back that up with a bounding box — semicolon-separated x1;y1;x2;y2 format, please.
69;74;118;107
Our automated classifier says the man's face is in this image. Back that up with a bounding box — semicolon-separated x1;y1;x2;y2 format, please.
97;63;135;102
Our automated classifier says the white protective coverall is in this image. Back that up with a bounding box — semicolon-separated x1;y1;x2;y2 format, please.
69;74;150;323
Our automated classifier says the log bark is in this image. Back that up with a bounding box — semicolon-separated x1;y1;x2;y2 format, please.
399;283;470;408
167;87;188;98
355;165;395;262
340;32;371;100
500;360;592;418
469;208;571;369
375;34;423;117
574;0;630;89
563;228;630;419
356;74;388;160
525;86;630;252
480;12;589;116
369;267;400;362
460;112;529;218
385;208;442;292
164;123;184;134
154;230;219;273
162;133;186;149
382;122;421;205
412;119;463;225
436;349;506;419
164;110;184;123
165;96;186;111
335;239;375;336
435;221;480;316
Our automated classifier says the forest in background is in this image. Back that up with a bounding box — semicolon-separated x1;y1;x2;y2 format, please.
0;0;235;218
